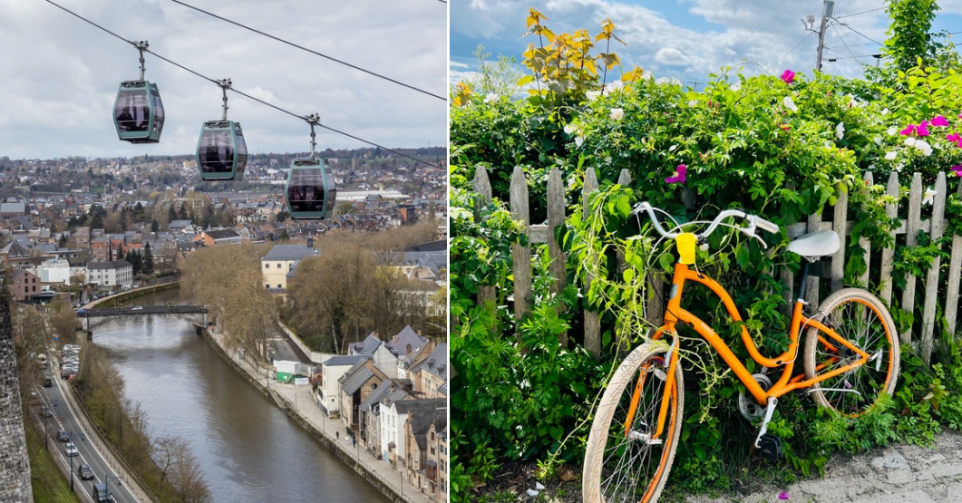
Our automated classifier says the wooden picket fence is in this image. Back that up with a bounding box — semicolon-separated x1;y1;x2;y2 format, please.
473;165;962;365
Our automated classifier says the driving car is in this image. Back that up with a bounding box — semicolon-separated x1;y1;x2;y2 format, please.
65;442;79;457
40;406;53;418
58;430;70;442
77;463;94;480
131;306;144;311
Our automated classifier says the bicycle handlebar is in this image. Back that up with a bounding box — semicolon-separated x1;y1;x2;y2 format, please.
632;202;779;242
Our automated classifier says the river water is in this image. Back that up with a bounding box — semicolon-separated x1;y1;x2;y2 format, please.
90;290;389;503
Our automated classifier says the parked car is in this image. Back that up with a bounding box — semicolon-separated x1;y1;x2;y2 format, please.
65;442;78;457
77;463;94;480
40;406;53;418
131;306;143;311
42;375;52;387
58;430;70;442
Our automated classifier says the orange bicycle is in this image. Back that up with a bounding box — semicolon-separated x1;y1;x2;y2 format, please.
582;202;900;503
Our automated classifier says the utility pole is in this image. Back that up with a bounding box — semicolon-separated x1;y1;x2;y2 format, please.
803;0;834;72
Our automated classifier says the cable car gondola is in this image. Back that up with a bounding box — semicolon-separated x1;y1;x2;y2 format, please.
114;41;164;144
285;114;336;219
196;79;248;181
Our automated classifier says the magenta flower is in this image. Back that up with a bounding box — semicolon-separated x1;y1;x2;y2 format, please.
900;124;916;136
778;491;790;500
917;120;931;136
948;133;962;146
931;115;950;127
665;164;687;185
952;165;962;177
780;69;795;84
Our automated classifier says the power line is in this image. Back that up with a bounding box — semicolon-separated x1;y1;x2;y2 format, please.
167;0;444;101
838;22;884;46
831;23;863;63
43;0;441;168
742;0;799;48
773;31;816;67
835;7;885;19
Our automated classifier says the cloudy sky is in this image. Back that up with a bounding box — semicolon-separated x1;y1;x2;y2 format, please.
0;0;447;159
452;0;962;89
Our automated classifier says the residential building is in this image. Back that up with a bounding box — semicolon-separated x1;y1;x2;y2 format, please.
381;398;445;471
409;343;447;399
37;258;71;285
10;269;40;302
318;354;369;417
405;413;447;497
338;359;388;435
198;229;242;247
261;242;318;291
86;260;133;289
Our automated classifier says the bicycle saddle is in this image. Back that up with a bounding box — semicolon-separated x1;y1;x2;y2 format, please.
786;230;840;262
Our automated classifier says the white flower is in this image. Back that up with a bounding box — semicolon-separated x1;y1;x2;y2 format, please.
605;81;624;93
915;140;932;156
655;77;670;85
836;122;845;140
564;124;576;135
868;164;876;170
882;108;890;115
888;126;898;136
575;136;584;147
895;163;904;173
730;82;742;92
484;93;498;104
783;96;798;112
688;100;699;108
904;137;917;147
923;188;937;205
670;78;682;86
873;136;882;145
610;108;624;121
848;96;857;108
669;144;678;153
884;150;897;160
586;91;601;101
604;156;612;164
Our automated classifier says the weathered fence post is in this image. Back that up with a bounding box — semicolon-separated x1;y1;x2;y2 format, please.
830;185;848;293
510;166;532;332
901;173;923;344
473;167;496;310
583;168;601;358
880;172;900;306
547;167;568;348
921;172;947;364
805;212;822;309
946;179;962;336
857;172;873;288
615;170;633;353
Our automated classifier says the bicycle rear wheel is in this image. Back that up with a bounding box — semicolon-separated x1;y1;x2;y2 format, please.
803;288;900;416
583;342;684;503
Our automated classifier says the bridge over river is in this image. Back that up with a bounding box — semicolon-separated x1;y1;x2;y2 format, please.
78;305;208;332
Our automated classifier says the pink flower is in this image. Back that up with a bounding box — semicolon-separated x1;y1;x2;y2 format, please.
931;115;950;127
952;165;962;177
778;124;791;131
780;69;795;84
665;164;687;185
778;491;789;500
900;124;916;136
948;133;962;146
917;120;931;136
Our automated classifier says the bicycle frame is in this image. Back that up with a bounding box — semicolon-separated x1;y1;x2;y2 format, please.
643;261;871;440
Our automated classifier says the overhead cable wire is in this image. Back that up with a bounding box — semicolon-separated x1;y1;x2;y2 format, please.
831;24;863;63
741;0;799;48
44;0;441;168
838;23;885;46
772;31;815;67
167;0;445;101
835;7;885;19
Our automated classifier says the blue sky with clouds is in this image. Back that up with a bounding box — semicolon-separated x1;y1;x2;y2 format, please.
451;0;962;89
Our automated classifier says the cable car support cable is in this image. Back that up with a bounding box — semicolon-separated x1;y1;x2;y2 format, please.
167;0;445;101
44;0;441;168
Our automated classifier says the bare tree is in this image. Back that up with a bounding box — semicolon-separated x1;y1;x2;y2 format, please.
153;434;212;503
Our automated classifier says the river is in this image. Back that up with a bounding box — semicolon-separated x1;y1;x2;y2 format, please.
89;290;390;503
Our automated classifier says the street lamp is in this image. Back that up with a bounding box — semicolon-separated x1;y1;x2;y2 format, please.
105;473;123;501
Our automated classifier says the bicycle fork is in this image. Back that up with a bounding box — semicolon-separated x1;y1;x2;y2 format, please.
624;335;679;444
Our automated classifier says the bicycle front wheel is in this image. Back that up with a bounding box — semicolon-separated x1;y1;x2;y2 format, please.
583;342;684;503
803;288;900;416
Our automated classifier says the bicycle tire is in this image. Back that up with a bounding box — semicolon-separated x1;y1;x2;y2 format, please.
583;342;684;503
803;288;900;416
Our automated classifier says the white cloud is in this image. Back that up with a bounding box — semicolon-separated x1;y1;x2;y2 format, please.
0;0;446;159
654;47;692;67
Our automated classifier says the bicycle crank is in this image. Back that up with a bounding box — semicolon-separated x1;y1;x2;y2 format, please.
737;373;773;420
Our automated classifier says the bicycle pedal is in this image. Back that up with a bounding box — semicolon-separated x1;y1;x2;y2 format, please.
757;434;782;461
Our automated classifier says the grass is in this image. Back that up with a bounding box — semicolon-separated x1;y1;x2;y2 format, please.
24;415;83;503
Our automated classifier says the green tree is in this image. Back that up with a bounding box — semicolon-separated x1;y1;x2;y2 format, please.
143;243;154;275
464;45;523;98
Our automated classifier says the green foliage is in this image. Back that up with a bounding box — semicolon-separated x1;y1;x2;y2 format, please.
883;0;940;72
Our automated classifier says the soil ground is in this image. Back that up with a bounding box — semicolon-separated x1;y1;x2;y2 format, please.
471;430;962;503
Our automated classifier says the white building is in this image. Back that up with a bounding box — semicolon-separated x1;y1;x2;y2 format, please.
319;355;369;417
86;260;133;289
37;259;71;285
